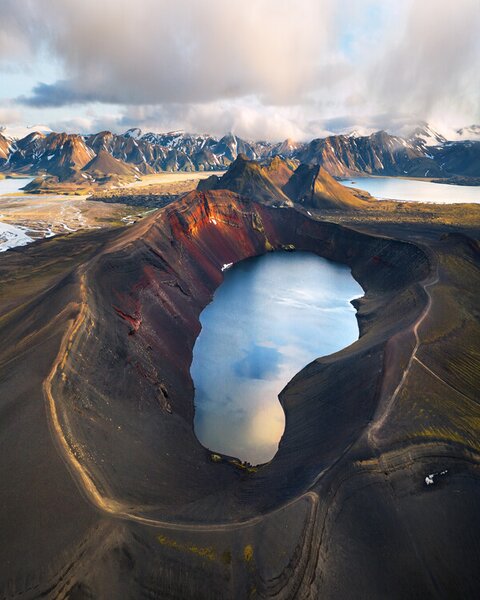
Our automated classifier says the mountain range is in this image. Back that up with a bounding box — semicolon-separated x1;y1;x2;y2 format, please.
0;122;479;189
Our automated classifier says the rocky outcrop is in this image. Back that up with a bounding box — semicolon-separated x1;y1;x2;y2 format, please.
7;131;95;179
204;154;293;205
429;140;480;177
205;155;370;210
0;133;11;165
297;130;444;178
82;149;139;179
282;163;367;209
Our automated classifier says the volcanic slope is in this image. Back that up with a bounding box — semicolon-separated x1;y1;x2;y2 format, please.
200;154;371;210
198;154;294;205
0;188;479;598
82;149;139;178
282;163;368;209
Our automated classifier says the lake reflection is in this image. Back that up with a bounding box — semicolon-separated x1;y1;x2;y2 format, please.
191;251;363;464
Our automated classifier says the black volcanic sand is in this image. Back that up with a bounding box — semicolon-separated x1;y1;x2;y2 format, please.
0;191;479;598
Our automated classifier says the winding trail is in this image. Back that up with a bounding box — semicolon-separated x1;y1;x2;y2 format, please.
368;264;440;445
414;356;474;403
43;272;125;516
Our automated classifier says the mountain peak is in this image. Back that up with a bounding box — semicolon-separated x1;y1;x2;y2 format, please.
233;152;249;163
205;154;292;205
207;155;368;210
283;164;367;210
83;149;137;177
124;128;142;139
407;123;446;147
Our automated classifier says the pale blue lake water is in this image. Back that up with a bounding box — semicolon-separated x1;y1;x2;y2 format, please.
0;177;33;195
191;251;363;464
342;177;480;204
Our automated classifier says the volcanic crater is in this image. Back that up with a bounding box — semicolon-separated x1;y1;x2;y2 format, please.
46;189;430;519
1;187;479;598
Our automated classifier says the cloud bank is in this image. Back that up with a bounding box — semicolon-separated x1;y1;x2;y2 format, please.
0;0;479;139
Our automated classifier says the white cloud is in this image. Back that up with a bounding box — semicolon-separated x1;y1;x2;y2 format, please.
0;106;22;124
368;0;480;129
8;0;339;106
117;100;325;140
0;0;478;139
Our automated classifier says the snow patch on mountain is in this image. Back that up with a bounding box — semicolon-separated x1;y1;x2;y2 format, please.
406;123;447;147
124;128;142;139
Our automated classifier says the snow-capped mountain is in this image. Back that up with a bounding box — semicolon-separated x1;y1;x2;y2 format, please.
139;130;213;152
337;126;378;139
270;138;304;157
0;123;478;181
296;130;446;178
123;127;142;140
5;131;95;179
406;123;447;148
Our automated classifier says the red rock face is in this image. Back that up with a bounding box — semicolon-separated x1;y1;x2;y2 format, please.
113;306;142;334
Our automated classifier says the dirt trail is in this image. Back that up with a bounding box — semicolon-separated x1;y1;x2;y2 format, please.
368;266;440;445
414;356;474;402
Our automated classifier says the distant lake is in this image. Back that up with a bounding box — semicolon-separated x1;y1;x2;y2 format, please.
191;251;363;465
342;177;480;204
0;177;33;195
0;178;60;252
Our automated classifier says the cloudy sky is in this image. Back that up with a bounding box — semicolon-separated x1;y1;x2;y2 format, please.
0;0;479;140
